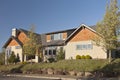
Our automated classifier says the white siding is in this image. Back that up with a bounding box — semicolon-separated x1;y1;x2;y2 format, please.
6;46;23;62
65;40;107;59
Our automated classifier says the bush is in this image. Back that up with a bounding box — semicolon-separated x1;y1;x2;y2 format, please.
48;58;55;63
0;51;5;65
76;55;81;59
8;52;20;64
81;55;85;59
85;55;92;59
56;47;65;61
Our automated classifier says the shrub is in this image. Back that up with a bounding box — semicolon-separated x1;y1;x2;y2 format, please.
85;55;92;59
56;47;65;61
81;55;85;59
48;58;55;63
8;51;20;64
76;55;81;59
0;51;5;65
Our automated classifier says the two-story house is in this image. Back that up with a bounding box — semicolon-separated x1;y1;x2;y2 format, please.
3;28;41;64
3;24;109;63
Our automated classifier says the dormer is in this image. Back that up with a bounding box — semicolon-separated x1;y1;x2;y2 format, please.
46;32;67;42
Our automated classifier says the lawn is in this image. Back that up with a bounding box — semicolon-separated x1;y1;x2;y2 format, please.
0;59;120;74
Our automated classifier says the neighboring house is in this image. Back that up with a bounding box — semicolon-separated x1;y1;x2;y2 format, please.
3;28;41;64
3;24;109;63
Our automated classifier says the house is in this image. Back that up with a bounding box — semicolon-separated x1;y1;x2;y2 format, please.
3;24;108;63
3;28;41;64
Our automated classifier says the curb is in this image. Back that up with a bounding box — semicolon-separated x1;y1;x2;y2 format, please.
6;74;77;80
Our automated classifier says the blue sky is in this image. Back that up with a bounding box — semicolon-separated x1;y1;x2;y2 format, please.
0;0;119;52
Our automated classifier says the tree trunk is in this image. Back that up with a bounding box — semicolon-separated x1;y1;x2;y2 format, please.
109;50;111;63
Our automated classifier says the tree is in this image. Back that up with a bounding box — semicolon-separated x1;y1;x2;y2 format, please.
0;51;5;65
23;25;41;62
96;0;120;62
56;47;65;61
8;51;19;64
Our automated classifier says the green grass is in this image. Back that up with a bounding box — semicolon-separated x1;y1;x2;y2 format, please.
21;59;108;72
0;59;120;73
0;64;22;72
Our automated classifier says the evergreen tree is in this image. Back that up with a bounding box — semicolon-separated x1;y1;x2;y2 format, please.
0;50;5;65
8;51;19;63
96;0;120;62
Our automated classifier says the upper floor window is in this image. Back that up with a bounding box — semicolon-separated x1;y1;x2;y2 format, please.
76;44;93;50
51;33;63;40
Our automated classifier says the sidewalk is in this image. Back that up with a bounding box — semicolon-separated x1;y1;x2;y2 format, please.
5;74;120;80
6;74;78;80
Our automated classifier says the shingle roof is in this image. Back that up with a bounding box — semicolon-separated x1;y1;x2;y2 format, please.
45;28;76;34
3;24;97;48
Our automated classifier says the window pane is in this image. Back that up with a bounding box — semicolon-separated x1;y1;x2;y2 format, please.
83;45;86;49
76;45;82;50
15;46;21;49
45;50;47;55
53;50;56;55
88;44;93;49
51;34;54;40
60;33;63;40
76;45;79;50
49;50;52;55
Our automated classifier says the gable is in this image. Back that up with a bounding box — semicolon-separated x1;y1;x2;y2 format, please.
18;32;28;44
69;27;97;42
8;39;19;46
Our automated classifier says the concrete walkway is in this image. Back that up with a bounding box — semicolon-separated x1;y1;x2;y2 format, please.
6;74;77;80
5;74;120;80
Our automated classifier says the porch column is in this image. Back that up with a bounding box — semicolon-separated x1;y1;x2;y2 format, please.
5;54;8;65
24;54;27;62
35;55;39;63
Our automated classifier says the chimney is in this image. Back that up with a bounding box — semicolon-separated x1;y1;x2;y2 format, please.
12;28;17;37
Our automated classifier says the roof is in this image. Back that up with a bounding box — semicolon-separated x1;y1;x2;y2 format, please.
3;36;23;48
41;28;76;46
45;28;76;34
3;24;98;48
3;28;41;48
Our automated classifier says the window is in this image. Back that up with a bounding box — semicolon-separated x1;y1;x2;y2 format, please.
76;44;93;50
88;44;93;49
45;50;47;55
45;49;56;56
50;33;63;40
53;50;56;55
76;45;82;50
15;46;21;49
49;50;52;55
51;34;54;40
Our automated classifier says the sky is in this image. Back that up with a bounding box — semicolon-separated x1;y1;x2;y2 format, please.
0;0;120;52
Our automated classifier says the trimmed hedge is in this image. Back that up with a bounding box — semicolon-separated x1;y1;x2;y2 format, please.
76;55;92;59
76;55;81;59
